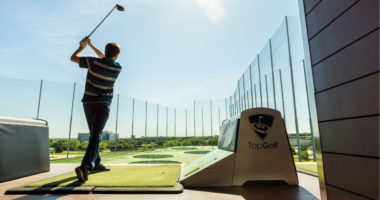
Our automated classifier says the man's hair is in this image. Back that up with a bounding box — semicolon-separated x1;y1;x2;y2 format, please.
105;42;121;58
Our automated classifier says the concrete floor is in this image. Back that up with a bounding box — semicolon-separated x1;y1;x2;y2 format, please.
0;164;320;200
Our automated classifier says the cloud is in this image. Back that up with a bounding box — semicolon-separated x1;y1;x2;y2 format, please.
195;0;227;23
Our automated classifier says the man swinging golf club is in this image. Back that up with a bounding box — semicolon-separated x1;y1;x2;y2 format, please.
70;37;122;181
69;3;124;182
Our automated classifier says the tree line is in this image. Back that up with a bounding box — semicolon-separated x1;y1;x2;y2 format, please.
50;136;219;153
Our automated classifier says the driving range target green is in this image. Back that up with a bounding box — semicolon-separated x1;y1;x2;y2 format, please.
133;154;173;159
172;147;198;150
184;151;210;154
129;160;182;164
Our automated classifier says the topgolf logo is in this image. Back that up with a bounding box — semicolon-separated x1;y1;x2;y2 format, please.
248;114;274;140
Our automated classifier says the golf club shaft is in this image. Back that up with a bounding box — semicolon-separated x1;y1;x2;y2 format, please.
88;5;117;37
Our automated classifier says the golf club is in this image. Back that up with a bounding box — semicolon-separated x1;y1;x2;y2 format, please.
88;4;125;37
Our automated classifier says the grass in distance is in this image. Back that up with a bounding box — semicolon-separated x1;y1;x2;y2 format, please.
295;163;317;173
50;146;216;165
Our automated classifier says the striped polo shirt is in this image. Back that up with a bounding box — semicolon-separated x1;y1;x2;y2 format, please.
79;57;122;103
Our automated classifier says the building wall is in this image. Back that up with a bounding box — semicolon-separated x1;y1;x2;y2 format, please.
301;0;379;199
77;132;119;142
77;133;90;142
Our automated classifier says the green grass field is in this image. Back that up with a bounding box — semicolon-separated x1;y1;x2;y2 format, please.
27;165;181;187
292;155;315;162
295;162;318;173
51;146;318;175
50;146;217;165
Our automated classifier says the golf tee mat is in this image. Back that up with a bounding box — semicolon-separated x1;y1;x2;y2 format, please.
6;165;183;194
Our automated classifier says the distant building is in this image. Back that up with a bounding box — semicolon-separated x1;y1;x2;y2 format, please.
77;131;119;142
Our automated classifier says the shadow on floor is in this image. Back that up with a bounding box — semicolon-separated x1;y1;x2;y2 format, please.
186;183;319;200
13;194;67;200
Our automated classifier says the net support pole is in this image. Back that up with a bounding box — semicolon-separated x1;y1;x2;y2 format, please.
193;101;196;137
242;75;246;110
131;98;135;149
114;93;119;153
218;108;221;128
156;104;159;149
185;109;188;137
225;98;228;119
279;69;287;125
265;74;269;107
269;39;277;109
174;108;176;146
186;109;188;146
286;16;301;162
144;101;147;151
210;100;213;137
229;96;233;118
257;55;263;107
237;81;241;112
66;82;76;158
234;91;238;115
303;60;317;161
249;65;254;108
166;106;168;145
202;108;204;137
36;79;43;119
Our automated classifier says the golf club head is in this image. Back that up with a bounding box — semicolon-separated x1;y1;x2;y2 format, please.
116;4;125;11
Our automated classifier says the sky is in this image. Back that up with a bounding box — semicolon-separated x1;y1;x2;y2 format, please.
0;0;301;109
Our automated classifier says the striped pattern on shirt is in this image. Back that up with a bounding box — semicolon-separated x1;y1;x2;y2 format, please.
79;57;122;103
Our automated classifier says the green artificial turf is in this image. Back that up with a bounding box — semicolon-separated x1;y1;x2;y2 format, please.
26;165;181;187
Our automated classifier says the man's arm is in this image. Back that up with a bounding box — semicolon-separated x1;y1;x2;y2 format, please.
70;37;88;64
88;38;105;58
